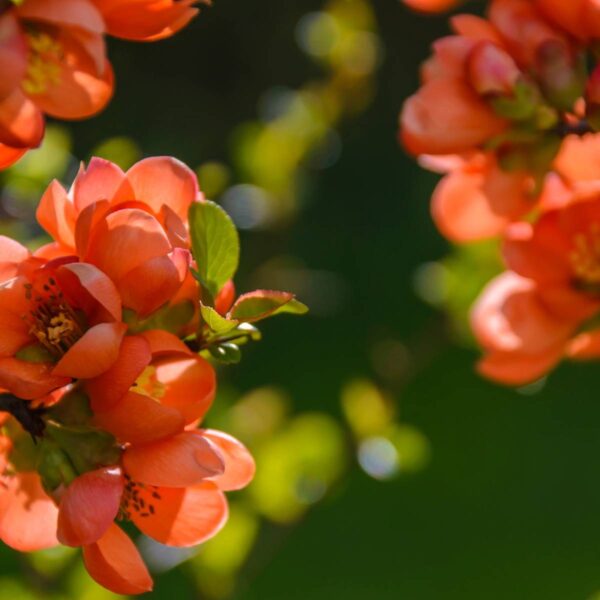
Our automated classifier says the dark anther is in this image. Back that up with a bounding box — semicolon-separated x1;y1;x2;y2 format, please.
0;394;46;441
0;0;13;16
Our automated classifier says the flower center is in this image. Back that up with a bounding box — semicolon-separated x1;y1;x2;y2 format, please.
119;474;161;520
22;25;63;95
25;277;83;357
131;366;166;400
570;225;600;287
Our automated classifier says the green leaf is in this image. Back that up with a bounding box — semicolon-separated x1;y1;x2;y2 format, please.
209;343;242;364
189;200;240;301
229;290;308;322
201;304;239;334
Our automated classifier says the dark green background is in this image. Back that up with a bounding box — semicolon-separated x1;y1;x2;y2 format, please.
5;1;600;598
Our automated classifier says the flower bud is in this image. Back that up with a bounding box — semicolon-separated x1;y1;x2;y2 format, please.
468;42;520;97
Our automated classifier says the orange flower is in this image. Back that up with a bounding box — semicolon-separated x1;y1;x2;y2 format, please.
472;193;600;384
0;0;113;167
0;244;126;399
428;152;534;241
87;331;216;444
36;156;197;319
93;0;206;41
56;429;254;594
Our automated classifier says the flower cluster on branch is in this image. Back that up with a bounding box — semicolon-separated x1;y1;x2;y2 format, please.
0;157;305;593
401;0;600;384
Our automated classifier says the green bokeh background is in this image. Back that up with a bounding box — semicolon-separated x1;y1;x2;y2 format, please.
4;1;600;598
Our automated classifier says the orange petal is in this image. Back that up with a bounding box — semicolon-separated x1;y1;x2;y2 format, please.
53;322;126;378
118;254;185;317
72;157;132;213
431;157;533;241
84;208;172;282
87;336;151;412
0;143;26;169
400;79;506;156
0;13;27;101
156;356;215;425
200;430;255;491
17;0;105;34
58;467;124;547
0;235;30;281
83;523;153;595
96;0;198;41
131;481;227;547
215;279;236;315
57;262;122;322
126;157;199;221
0;358;70;399
31;35;113;120
403;0;461;12
0;472;59;551
0;89;44;149
140;330;192;356
477;345;564;386
36;180;76;249
123;431;224;488
93;390;185;445
567;329;600;360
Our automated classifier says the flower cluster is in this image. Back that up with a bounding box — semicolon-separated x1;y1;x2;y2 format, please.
401;0;600;385
0;0;205;169
0;156;305;593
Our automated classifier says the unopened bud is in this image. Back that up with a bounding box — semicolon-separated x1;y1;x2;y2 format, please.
469;42;520;96
536;40;585;110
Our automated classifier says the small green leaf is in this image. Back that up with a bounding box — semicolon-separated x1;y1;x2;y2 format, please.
209;343;242;364
229;290;308;322
201;304;239;334
189;201;240;301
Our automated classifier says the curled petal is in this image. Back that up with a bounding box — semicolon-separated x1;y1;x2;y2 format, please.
83;523;153;595
87;336;151;412
123;431;224;488
58;467;124;547
200;430;255;491
0;89;44;149
57;262;122;322
53;322;127;378
0;143;26;169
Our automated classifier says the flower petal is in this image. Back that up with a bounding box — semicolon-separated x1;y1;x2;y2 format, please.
53;322;126;378
0;472;59;551
140;330;192;356
200;430;255;491
93;390;185;445
83;523;153;595
0;235;30;282
57;262;122;322
156;356;215;425
131;481;227;547
84;208;172;282
36;180;76;249
0;358;70;399
126;157;199;221
0;89;44;149
72;157;132;213
58;467;124;547
87;336;151;412
123;431;224;488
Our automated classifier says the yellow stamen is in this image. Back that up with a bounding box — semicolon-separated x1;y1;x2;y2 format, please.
22;27;63;95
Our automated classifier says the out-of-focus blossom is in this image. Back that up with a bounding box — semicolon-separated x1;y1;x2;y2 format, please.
0;0;202;169
402;0;462;13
